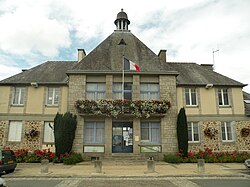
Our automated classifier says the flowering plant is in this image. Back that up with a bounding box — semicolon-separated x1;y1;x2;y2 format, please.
25;129;39;138
241;127;250;137
204;126;218;139
75;99;171;118
170;148;250;163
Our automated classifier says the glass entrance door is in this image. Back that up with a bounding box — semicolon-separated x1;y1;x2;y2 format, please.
112;122;133;153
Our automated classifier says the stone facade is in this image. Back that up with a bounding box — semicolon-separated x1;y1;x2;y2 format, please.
0;120;8;147
189;121;250;153
160;75;178;154
1;120;43;150
23;121;42;150
68;74;179;157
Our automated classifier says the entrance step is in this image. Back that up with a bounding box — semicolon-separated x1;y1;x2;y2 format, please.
104;153;141;159
102;153;151;164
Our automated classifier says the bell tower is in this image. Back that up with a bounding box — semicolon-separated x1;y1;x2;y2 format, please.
114;9;130;31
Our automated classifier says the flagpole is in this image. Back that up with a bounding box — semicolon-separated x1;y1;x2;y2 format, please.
122;55;125;101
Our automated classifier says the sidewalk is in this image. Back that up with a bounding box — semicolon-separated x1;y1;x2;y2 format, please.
2;161;249;178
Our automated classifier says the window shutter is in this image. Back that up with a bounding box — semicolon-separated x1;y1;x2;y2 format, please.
8;121;22;141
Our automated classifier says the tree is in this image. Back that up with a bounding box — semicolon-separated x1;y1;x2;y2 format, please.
177;107;188;157
54;112;77;157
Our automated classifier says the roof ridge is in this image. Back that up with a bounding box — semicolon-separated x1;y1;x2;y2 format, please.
167;62;196;64
46;60;77;63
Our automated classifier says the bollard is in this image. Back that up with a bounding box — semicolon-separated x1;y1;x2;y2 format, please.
41;159;49;174
197;159;205;174
146;158;155;173
94;160;102;173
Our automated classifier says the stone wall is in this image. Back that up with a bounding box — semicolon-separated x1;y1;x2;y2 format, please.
68;74;86;153
1;120;44;151
189;120;250;153
0;120;8;147
23;121;43;150
160;75;178;154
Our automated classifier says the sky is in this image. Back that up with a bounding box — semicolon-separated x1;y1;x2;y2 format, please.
0;0;250;92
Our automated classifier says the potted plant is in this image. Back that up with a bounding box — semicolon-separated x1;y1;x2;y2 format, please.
25;129;39;138
204;126;218;139
241;128;250;137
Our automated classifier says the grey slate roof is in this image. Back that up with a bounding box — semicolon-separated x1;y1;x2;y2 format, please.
243;91;250;116
167;62;245;87
0;31;246;88
70;31;176;73
0;61;77;85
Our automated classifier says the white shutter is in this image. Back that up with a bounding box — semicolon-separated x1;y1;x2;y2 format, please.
44;122;55;143
8;121;22;141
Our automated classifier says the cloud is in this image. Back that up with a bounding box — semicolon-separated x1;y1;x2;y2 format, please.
0;0;71;57
0;0;249;93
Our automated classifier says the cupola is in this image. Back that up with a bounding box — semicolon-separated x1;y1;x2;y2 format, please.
114;9;130;31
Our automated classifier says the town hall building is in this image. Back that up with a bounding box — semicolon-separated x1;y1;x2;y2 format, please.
0;9;249;159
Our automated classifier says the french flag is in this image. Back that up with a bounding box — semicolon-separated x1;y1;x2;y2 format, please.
124;57;140;72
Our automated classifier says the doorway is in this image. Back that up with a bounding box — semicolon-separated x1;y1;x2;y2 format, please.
112;122;133;153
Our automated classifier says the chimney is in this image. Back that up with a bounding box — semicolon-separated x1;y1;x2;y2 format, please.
78;49;86;63
158;49;167;62
200;64;214;71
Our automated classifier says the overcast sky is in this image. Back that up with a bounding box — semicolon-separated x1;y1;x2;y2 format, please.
0;0;250;92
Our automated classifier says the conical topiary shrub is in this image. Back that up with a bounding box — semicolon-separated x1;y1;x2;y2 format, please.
54;112;77;157
177;107;188;157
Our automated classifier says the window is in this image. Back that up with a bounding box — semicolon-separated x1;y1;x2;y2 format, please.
86;83;105;100
84;122;105;144
113;82;132;100
141;122;160;144
218;89;229;106
12;87;25;105
140;83;159;100
8;121;22;142
188;122;200;143
44;122;54;143
46;87;59;105
185;88;197;106
221;122;234;142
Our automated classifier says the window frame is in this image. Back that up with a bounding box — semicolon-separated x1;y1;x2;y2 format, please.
185;88;197;106
84;121;105;144
140;122;161;144
86;83;106;100
8;121;22;142
46;87;60;106
187;122;200;143
221;121;234;142
43;122;55;143
218;88;230;106
12;87;25;106
140;83;160;100
113;82;132;100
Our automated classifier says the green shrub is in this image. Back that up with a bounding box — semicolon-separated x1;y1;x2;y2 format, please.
62;152;83;165
177;108;188;157
163;154;183;164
